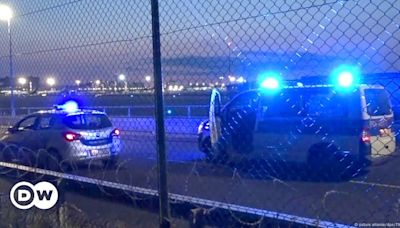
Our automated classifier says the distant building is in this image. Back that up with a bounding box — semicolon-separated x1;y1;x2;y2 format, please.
0;76;40;93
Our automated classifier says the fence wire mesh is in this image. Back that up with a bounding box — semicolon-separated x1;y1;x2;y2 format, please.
0;0;399;227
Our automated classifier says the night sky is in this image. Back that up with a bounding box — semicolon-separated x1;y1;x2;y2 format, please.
0;0;399;85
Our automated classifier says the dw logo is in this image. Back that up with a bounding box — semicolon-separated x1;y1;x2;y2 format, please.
10;181;58;210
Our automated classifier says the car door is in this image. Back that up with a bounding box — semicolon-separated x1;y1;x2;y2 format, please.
36;114;56;150
254;90;303;162
209;89;223;153
17;115;41;151
2;115;39;164
220;91;260;157
5;115;39;147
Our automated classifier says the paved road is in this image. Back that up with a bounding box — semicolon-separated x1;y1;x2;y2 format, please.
32;136;397;226
1;130;400;225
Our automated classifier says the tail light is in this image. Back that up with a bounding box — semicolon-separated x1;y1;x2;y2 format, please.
361;128;371;143
63;132;81;142
111;128;121;137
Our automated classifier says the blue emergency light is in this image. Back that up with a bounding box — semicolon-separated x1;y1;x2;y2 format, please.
56;100;79;113
330;64;360;90
258;71;282;91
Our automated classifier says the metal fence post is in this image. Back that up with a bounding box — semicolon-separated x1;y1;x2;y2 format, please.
8;21;15;118
150;0;170;227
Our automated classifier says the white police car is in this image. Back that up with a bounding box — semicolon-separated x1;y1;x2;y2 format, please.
0;101;121;170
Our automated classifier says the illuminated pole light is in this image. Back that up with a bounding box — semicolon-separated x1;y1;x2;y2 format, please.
228;76;236;82
118;74;126;81
236;76;245;83
0;5;13;22
145;75;151;82
0;4;14;116
118;74;127;92
18;77;27;85
95;80;101;85
75;80;81;86
46;77;56;87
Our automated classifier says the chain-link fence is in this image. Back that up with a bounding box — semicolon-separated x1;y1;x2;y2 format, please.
0;0;399;227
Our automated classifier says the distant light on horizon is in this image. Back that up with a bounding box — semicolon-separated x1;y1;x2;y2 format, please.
46;77;56;87
236;76;245;83
0;4;13;22
118;74;126;81
18;77;27;85
145;75;151;82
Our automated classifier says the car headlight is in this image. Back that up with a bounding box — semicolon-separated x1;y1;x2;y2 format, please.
204;122;210;130
198;121;210;134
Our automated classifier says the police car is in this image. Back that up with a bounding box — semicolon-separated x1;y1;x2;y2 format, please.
199;66;396;173
0;101;121;170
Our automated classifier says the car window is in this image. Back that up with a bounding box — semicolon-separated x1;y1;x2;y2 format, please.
304;92;348;118
227;91;259;111
38;115;54;129
17;116;38;130
364;89;392;116
261;91;303;118
63;114;112;130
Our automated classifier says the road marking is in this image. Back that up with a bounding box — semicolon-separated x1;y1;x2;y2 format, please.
0;161;351;228
350;180;400;190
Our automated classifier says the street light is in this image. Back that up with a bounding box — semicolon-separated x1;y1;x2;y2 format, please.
18;77;27;85
0;5;12;22
0;4;14;116
46;77;56;87
118;74;127;92
145;75;151;82
118;74;126;81
75;80;81;86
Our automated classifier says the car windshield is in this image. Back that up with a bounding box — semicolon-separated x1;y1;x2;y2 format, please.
364;89;392;116
63;114;112;130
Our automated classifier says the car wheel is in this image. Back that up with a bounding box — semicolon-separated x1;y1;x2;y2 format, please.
46;149;69;172
205;144;229;165
200;136;211;154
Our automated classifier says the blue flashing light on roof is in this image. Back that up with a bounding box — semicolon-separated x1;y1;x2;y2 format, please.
330;65;360;90
59;101;79;113
261;77;279;89
258;71;282;91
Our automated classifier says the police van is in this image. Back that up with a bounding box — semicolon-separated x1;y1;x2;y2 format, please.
199;73;396;172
